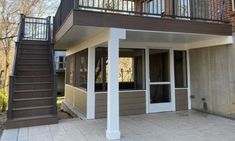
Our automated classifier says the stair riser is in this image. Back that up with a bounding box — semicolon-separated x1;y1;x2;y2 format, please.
18;59;50;64
17;65;50;70
17;71;51;76
15;77;51;83
15;84;52;90
14;91;53;99
20;45;49;49
20;46;49;50
21;41;48;46
4;116;58;129
19;49;49;54
13;108;53;118
19;54;50;59
13;99;53;108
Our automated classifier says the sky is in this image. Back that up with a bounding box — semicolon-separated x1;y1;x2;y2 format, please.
44;0;61;16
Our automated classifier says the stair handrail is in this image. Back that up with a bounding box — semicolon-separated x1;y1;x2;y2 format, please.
11;14;25;76
7;14;25;119
47;16;57;115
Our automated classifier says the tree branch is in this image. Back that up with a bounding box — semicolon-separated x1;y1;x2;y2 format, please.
0;35;16;40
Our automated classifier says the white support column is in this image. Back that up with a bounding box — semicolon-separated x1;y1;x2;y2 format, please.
186;50;192;110
106;28;126;140
87;47;95;119
170;49;176;111
145;48;150;114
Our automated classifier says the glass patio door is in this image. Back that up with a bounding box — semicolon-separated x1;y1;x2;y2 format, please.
148;49;173;113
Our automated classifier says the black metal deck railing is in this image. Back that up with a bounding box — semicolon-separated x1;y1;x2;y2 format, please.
54;0;229;33
23;17;49;40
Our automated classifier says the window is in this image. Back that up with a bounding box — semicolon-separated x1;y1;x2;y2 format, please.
65;55;75;85
190;0;209;19
141;0;165;15
95;47;145;91
75;49;88;89
119;57;134;82
65;49;88;90
59;56;65;69
174;51;187;88
175;0;190;17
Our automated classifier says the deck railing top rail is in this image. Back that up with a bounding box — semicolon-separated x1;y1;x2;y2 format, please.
23;17;50;41
54;0;229;33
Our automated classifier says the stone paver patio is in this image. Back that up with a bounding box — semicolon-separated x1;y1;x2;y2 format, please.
1;111;235;141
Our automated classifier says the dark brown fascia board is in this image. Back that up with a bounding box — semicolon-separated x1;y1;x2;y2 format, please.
72;10;232;36
54;10;74;42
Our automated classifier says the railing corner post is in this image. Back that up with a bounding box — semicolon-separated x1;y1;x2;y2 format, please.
74;0;79;9
53;74;58;115
47;16;52;44
19;14;25;41
7;76;14;120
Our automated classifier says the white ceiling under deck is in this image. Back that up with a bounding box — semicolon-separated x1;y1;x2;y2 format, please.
54;26;233;50
126;30;220;43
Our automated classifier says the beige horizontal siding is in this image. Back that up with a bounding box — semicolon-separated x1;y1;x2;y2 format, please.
95;91;146;118
65;85;87;116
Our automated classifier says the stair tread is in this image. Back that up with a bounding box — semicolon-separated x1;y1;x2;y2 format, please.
17;68;50;71
10;114;57;121
13;97;53;102
15;89;52;93
18;62;50;65
13;105;53;111
16;75;51;78
21;52;50;55
18;57;49;60
20;47;49;50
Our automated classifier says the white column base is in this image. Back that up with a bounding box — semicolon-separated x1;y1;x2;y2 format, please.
106;130;121;140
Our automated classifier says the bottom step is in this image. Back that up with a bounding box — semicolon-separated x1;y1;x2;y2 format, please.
4;115;58;129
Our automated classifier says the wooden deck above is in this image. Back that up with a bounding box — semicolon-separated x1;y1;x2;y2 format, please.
54;9;232;44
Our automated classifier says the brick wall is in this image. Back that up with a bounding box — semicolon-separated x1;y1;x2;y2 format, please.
226;0;235;31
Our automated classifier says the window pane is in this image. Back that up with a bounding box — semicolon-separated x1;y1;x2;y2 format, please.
75;49;88;89
95;47;108;91
65;55;75;85
119;57;134;82
95;47;145;91
150;85;171;103
149;49;170;82
174;51;187;88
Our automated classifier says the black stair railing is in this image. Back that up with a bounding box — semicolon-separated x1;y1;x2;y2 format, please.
7;15;57;119
7;14;25;119
23;17;49;41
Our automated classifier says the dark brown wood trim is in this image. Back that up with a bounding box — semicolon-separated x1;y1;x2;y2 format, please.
54;11;74;42
72;10;232;36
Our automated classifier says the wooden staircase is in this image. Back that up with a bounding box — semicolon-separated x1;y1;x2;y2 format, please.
5;15;58;128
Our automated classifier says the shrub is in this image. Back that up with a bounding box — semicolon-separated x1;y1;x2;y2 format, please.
0;89;7;112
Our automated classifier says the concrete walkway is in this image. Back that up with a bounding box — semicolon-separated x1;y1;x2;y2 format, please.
1;111;235;141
